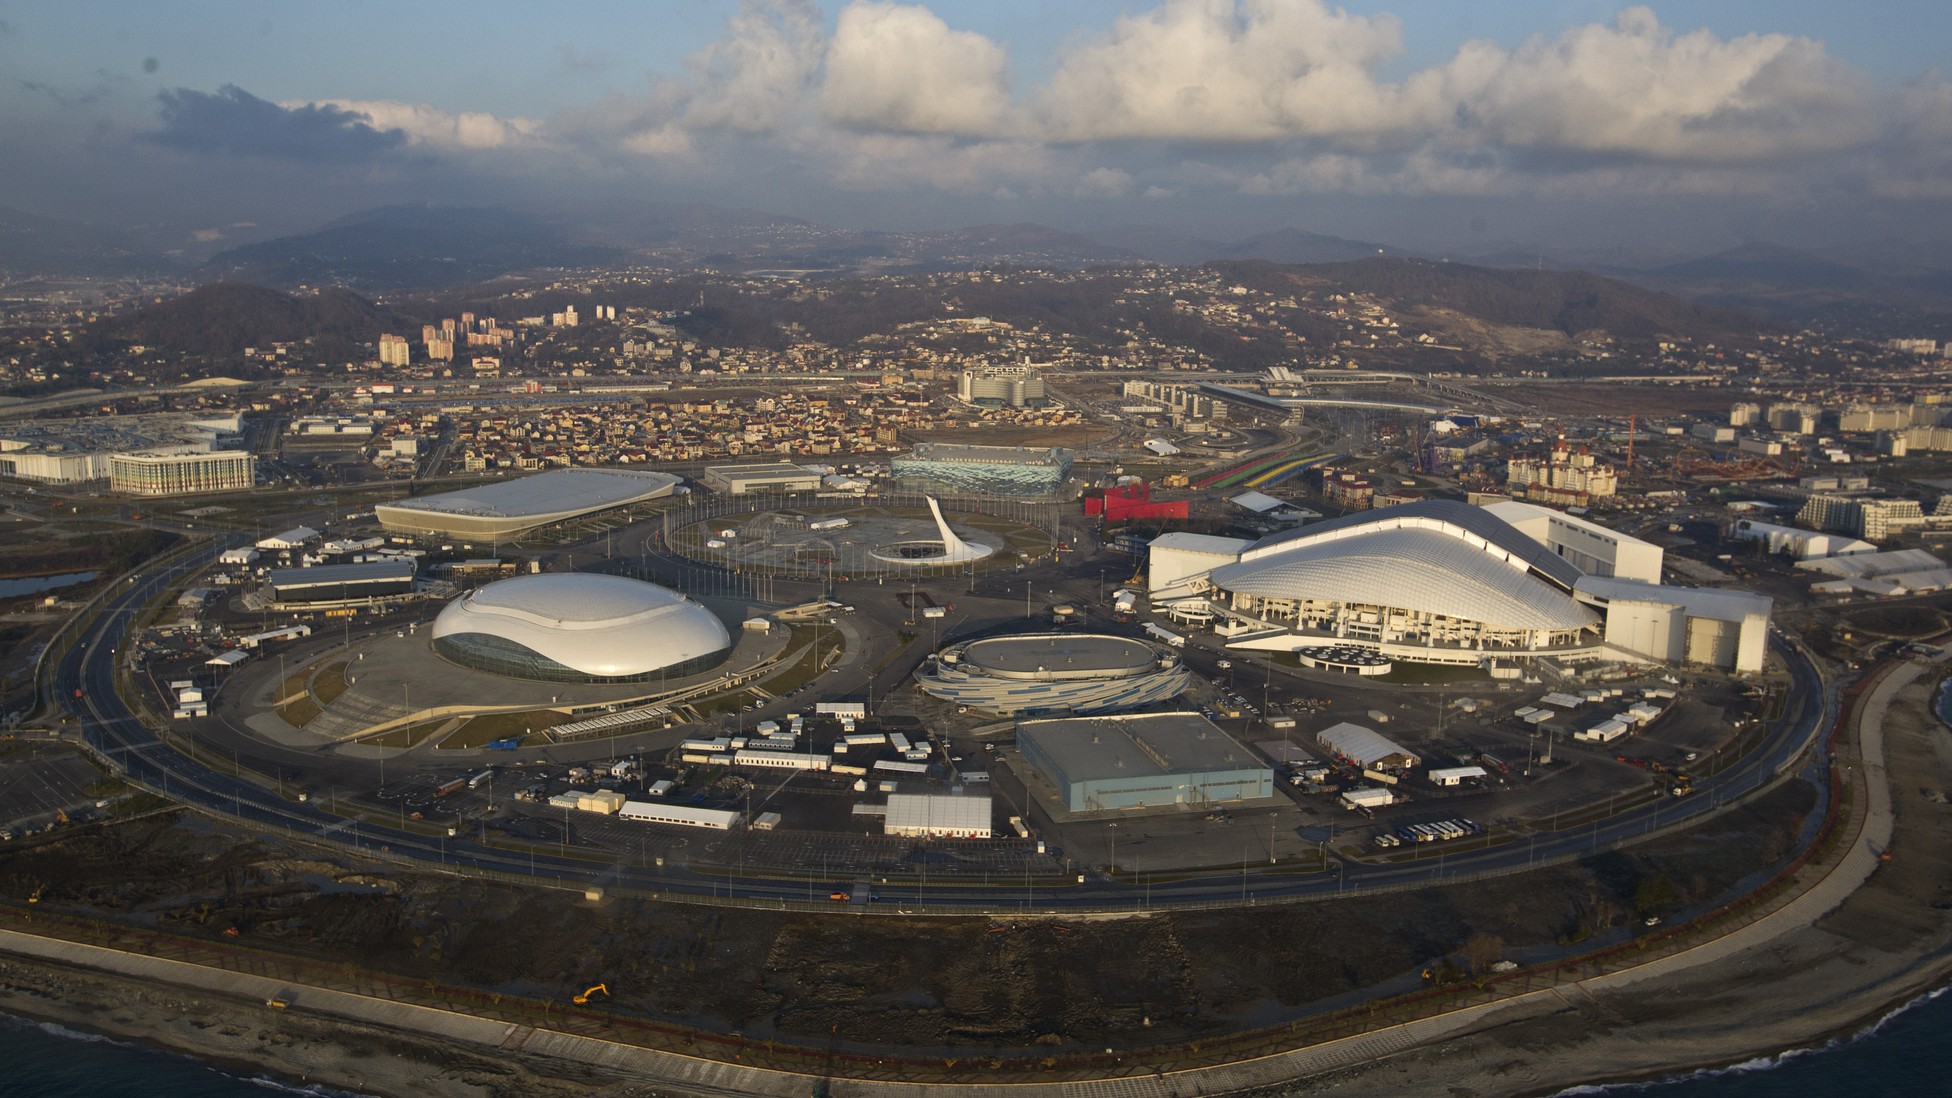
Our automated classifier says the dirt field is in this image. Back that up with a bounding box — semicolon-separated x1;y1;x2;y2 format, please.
0;774;1819;1056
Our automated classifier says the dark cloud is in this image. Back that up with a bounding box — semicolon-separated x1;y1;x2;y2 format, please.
149;84;404;161
18;80;104;107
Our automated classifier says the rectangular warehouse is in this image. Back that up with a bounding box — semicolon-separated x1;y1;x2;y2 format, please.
1017;712;1273;814
701;462;824;495
1316;722;1421;771
884;793;993;838
265;559;417;605
1146;532;1250;593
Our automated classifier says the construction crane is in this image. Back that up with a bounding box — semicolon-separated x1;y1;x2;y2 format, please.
572;983;610;1005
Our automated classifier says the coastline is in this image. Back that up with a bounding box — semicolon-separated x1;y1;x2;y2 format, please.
0;664;1945;1097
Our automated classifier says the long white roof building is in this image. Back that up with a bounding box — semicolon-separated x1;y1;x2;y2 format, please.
376;467;680;539
1170;499;1770;674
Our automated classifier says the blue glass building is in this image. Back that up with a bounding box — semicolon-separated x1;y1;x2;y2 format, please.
891;442;1072;497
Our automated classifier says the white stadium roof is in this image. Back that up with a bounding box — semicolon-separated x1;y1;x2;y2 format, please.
1211;525;1598;633
431;572;729;680
376;468;679;536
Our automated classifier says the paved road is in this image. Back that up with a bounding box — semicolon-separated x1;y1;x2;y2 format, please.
0;654;1898;1098
53;532;1838;914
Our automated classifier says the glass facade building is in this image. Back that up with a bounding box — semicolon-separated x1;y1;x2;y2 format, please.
890;443;1072;497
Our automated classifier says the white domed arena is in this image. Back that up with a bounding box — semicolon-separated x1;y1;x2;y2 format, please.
431;573;731;683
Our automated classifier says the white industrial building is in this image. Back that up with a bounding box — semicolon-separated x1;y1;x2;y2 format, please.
1317;722;1421;771
883;793;993;839
1483;500;1663;583
1146;532;1252;595
618;802;743;830
1571;577;1772;675
257;527;321;550
1149;499;1772;674
1797;549;1952;597
1730;519;1875;560
109;450;256;497
701;462;824;495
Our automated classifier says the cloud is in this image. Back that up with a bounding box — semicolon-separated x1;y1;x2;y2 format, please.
806;131;1057;192
150;84;404;160
1031;2;1869;168
1428;8;1869;163
678;0;824;133
1867;73;1952;198
1039;0;1417;143
294;99;540;150
89;0;1939;232
1075;167;1134;198
820;2;1013;135
618;124;695;159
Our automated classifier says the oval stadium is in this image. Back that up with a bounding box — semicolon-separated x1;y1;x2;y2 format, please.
374;467;681;539
914;632;1190;716
431;572;730;683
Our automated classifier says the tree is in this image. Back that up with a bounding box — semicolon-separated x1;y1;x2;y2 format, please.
1634;873;1679;918
1463;931;1506;974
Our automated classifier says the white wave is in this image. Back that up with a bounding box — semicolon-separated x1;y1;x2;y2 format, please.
1549;983;1948;1094
244;1075;380;1097
28;1019;140;1049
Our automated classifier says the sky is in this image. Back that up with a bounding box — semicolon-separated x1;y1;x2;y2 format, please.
3;0;1950;261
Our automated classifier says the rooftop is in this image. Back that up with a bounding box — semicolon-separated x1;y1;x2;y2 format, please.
904;442;1069;466
956;633;1164;679
378;467;678;519
1018;711;1261;783
266;559;416;588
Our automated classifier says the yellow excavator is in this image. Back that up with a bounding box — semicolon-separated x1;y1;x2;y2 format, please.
572;983;609;1005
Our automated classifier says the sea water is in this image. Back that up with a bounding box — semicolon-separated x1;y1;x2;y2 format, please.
0;1013;373;1097
3;991;1947;1097
9;680;1951;1095
1555;983;1950;1096
1553;674;1952;1094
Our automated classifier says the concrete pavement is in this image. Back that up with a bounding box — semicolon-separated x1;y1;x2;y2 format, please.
0;657;1915;1098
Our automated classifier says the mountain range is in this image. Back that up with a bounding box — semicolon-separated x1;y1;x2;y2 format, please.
8;200;1952;334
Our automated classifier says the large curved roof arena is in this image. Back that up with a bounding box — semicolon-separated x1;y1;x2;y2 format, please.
431;573;730;683
915;632;1189;715
375;468;680;539
1208;500;1600;643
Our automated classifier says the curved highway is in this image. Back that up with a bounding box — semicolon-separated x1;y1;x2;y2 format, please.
55;537;1836;915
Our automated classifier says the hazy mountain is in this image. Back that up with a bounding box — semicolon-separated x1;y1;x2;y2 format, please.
1211;227;1401;265
1217;257;1761;341
202;205;625;290
0;205;178;276
1649;242;1888;293
1092;224;1404;266
1607;241;1952;329
884;222;1142;265
1085;225;1227;265
89;281;416;356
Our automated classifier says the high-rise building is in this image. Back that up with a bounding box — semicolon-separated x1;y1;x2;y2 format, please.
958;365;1048;408
109;451;255;496
1506;437;1618;505
378;334;411;367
